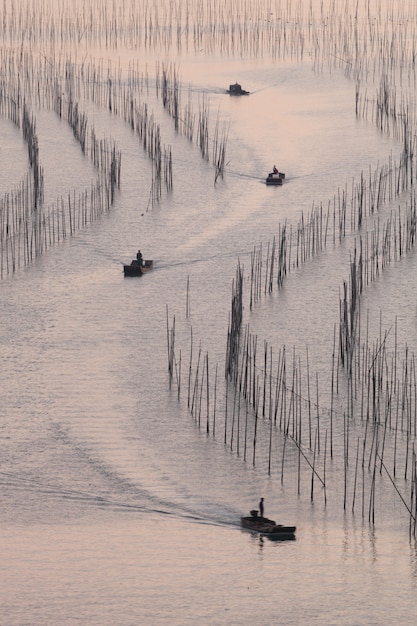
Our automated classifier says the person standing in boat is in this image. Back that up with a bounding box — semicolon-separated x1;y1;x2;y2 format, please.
259;497;264;518
136;250;143;266
273;165;278;174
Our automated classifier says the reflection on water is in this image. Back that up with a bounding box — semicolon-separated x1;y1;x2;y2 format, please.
1;517;417;626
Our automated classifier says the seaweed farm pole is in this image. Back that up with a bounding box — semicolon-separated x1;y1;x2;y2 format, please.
188;326;193;408
268;346;273;423
311;427;318;502
176;350;182;400
369;440;378;525
224;377;228;445
213;363;218;437
206;352;210;433
306;345;312;448
230;379;238;451
268;394;273;475
330;324;336;457
244;396;249;462
297;399;302;495
237;377;242;456
191;345;201;419
198;352;206;427
413;354;417;438
316;372;320;453
252;379;260;467
323;430;328;506
362;424;370;509
166;305;172;385
236;352;246;456
268;236;276;294
343;412;347;510
267;346;274;474
413;449;417;537
249;248;255;309
281;432;287;484
352;437;360;513
262;340;268;417
410;449;416;537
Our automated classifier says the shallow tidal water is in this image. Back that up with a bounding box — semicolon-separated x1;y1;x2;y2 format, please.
2;1;417;624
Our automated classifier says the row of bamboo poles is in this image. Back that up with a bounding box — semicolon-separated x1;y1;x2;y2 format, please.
19;51;174;205
156;62;229;181
0;44;233;277
167;259;417;534
41;52;226;184
167;295;417;529
0;69;121;276
3;0;417;260
248;168;417;313
163;103;417;535
1;46;232;209
3;0;417;533
1;0;416;80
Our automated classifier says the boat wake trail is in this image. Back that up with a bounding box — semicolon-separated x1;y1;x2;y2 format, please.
0;470;242;530
224;168;263;181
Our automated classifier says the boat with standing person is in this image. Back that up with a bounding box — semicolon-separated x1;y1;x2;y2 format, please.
227;82;250;96
123;251;153;277
240;509;296;538
266;165;285;185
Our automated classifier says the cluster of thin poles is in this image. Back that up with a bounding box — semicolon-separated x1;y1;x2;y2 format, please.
0;39;234;276
167;256;417;533
0;63;121;276
1;0;415;69
156;61;229;182
162;23;417;534
3;0;417;531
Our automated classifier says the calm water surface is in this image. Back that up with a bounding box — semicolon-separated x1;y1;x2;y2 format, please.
2;1;417;624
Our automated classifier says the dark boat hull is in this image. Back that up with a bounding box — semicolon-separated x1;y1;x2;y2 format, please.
266;172;285;185
123;259;153;276
240;516;296;537
227;83;250;96
228;90;250;96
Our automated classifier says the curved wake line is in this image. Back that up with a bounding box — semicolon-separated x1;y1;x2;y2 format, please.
0;471;240;528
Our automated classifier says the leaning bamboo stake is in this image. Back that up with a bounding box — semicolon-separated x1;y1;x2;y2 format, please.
191;346;202;419
198;353;206;427
323;429;327;506
188;326;193;408
297;407;302;495
206;352;210;433
311;427;318;502
352;437;360;513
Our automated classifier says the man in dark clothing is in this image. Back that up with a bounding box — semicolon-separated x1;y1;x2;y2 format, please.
259;497;264;518
136;250;143;266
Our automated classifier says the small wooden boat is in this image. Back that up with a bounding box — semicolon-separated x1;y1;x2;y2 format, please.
241;510;296;538
227;82;250;96
123;259;153;277
266;171;285;185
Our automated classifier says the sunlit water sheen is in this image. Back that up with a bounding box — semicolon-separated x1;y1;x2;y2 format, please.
2;1;417;624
